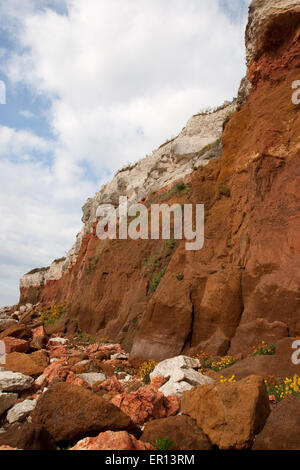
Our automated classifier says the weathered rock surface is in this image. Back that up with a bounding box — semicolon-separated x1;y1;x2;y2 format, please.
253;395;300;450
111;378;180;425
149;355;213;396
76;372;106;387
32;382;140;442
182;375;270;450
7;399;37;424
0;371;33;392
4;352;45;378
229;319;289;357
0;422;56;450
0;392;18;416
2;337;29;354
141;415;212;450
71;431;153;451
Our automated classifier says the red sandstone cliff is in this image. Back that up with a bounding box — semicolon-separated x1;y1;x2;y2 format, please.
19;0;300;360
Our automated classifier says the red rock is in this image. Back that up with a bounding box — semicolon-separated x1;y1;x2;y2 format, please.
93;375;123;393
111;381;180;425
32;326;46;338
66;371;89;388
71;431;153;450
42;361;68;384
2;337;29;354
49;346;69;360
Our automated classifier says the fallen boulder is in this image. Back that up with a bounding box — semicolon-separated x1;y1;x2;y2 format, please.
7;399;37;424
253;395;300;450
0;422;56;450
0;392;18;416
181;375;270;450
32;382;140;442
4;352;45;378
141;415;212;450
0;371;33;392
71;431;153;450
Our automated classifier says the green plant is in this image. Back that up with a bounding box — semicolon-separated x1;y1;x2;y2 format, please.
151;267;167;291
53;257;66;264
86;255;100;274
26;266;50;275
265;375;300;402
219;184;231;198
150;437;174;450
177;273;184;281
139;360;157;384
74;330;97;345
176;181;189;193
41;303;67;326
252;341;276;356
166;239;175;250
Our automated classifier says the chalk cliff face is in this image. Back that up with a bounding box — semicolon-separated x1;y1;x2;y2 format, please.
19;0;300;360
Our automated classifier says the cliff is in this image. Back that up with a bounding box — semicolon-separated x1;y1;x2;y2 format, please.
19;0;300;361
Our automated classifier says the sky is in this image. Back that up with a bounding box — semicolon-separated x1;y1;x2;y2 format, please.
0;0;251;306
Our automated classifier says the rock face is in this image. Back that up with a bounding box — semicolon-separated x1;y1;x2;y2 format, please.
246;0;300;65
181;375;271;450
253;396;300;450
71;431;153;451
16;0;300;363
141;415;212;450
32;382;140;442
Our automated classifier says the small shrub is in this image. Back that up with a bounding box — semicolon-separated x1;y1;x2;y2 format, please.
26;266;50;275
150;437;174;450
219;375;236;383
86;255;100;274
265;375;300;402
54;257;66;264
176;181;189;193
74;330;97;345
253;341;276;356
139;360;157;384
219;184;231;198
198;355;237;373
41;303;67;326
151;267;167;291
167;239;175;250
177;273;184;281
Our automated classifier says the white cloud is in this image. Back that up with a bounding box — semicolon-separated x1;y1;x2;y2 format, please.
0;0;250;305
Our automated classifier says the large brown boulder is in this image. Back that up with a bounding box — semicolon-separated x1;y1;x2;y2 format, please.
253;396;300;450
29;350;49;370
181;375;270;450
141;415;212;450
229;319;289;357
4;352;45;378
32;382;140;443
0;324;31;341
0;422;56;451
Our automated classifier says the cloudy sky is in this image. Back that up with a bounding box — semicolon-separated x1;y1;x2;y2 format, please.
0;0;250;306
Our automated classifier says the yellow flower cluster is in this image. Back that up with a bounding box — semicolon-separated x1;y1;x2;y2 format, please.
220;375;236;383
139;360;158;384
265;375;300;402
252;341;276;356
41;303;66;326
210;356;237;372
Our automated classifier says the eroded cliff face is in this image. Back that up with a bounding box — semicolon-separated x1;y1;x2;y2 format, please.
19;0;300;360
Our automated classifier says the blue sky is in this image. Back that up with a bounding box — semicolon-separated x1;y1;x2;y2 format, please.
0;0;250;306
